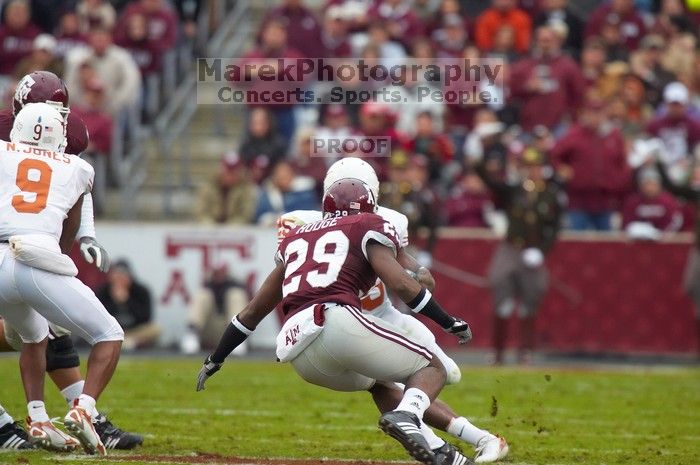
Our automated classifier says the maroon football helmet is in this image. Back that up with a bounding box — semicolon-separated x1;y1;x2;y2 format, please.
13;71;70;116
322;179;377;218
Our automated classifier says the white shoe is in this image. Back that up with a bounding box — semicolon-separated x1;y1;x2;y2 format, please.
180;331;200;354
27;418;80;452
474;434;509;463
64;405;106;455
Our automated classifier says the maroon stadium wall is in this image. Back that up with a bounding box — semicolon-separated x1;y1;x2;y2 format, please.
424;230;698;354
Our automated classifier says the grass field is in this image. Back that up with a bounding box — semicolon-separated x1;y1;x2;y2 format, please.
0;357;698;465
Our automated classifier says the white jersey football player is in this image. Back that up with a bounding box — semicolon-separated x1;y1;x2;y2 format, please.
0;103;123;455
277;158;509;463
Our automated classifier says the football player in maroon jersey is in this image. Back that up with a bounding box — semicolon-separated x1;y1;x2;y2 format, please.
0;71;142;451
198;180;472;465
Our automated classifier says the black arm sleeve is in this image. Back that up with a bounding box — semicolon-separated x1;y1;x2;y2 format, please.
210;318;252;363
657;161;700;201
407;289;456;329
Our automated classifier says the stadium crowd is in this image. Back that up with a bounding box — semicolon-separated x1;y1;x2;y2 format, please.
194;0;700;244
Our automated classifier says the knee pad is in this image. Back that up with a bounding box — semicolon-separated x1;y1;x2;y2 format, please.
46;335;80;371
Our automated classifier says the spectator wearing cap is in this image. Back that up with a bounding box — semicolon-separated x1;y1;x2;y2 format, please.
407;111;454;183
472;147;565;364
0;0;40;76
444;170;493;228
195;152;259;224
255;161;319;226
475;0;532;54
510;25;586;132
622;167;683;236
238;19;306;142
55;11;89;59
629;34;675;106
96;259;160;350
533;0;583;57
368;0;425;51
77;0;117;33
114;0;178;59
585;0;646;52
180;263;249;355
65;26;142;116
551;99;631;231
13;33;63;79
320;6;352;58
431;13;468;59
258;0;323;59
239;107;288;174
646;82;700;179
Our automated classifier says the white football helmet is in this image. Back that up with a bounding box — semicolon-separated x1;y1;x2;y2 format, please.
10;102;67;152
323;157;380;202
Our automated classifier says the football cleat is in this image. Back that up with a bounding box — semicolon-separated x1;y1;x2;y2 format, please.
474;434;509;463
26;418;79;452
63;406;106;455
378;411;435;465
94;414;143;450
0;421;35;450
434;442;474;465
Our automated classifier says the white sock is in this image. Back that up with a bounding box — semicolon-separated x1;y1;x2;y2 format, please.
395;388;431;420
61;380;85;406
0;404;13;428
420;421;446;450
447;416;491;446
27;401;50;423
77;394;99;419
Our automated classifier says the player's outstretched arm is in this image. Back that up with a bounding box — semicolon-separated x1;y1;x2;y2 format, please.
196;263;285;391
60;195;84;254
77;194;110;272
367;243;472;344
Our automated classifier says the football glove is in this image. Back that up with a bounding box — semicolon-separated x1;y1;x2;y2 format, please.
446;319;472;345
196;356;222;391
79;237;110;273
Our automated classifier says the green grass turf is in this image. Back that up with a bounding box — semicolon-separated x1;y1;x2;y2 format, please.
0;358;698;465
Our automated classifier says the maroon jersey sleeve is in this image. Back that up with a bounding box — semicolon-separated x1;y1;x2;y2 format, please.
65;113;89;155
277;213;400;320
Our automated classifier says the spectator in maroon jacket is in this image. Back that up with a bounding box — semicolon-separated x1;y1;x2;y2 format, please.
239;20;306;142
585;0;646;52
320;6;351;58
258;0;323;59
444;170;492;227
115;0;178;58
646;82;700;175
432;13;468;59
115;12;160;76
368;0;425;51
510;25;586;133
55;11;89;59
551;99;631;231
622;167;683;233
71;78;113;155
0;0;40;76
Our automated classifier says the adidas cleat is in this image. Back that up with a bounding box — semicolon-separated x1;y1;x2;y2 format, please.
26;418;79;452
0;421;35;450
378;411;435;465
94;414;143;450
434;442;474;465
64;406;106;455
474;434;509;463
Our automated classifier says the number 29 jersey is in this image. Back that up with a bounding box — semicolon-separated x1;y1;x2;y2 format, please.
0;140;94;241
275;212;401;320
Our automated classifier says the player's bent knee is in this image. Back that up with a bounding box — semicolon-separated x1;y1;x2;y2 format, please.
443;358;462;385
89;321;125;345
46;335;80;371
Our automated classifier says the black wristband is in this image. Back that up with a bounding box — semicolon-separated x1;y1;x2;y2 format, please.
210;317;253;363
407;288;455;329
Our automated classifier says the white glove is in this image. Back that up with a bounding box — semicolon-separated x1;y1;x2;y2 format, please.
79;237;110;273
521;247;544;268
445;319;472;345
